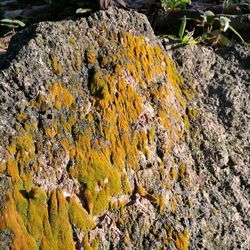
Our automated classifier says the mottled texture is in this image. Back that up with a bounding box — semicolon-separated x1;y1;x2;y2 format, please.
0;7;249;250
173;44;250;249
0;8;193;250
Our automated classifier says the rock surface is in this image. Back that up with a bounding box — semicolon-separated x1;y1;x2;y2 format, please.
0;7;249;250
174;44;250;249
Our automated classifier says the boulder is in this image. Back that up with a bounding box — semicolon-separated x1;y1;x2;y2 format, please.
0;8;193;250
0;7;249;250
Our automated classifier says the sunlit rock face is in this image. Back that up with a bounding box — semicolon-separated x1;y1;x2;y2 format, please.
0;6;249;250
0;8;195;250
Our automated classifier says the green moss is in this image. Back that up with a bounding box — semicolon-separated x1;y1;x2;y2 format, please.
68;196;95;231
26;188;47;240
48;190;74;250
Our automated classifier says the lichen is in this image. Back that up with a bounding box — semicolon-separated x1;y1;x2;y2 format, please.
0;29;192;249
174;229;190;250
68;196;95;231
51;56;64;75
50;82;74;110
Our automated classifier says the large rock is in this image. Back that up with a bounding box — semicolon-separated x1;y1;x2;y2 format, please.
0;8;193;250
0;7;249;250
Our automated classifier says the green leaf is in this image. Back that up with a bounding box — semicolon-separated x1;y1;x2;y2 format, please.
179;16;187;40
182;34;190;43
158;34;178;40
229;25;245;43
219;16;231;32
76;8;92;14
219;33;232;47
0;19;25;27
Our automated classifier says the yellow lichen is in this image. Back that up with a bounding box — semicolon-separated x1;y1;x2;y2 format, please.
0;30;193;249
179;163;186;178
137;185;148;197
187;108;199;120
16;112;27;122
50;82;74;109
170;168;178;182
68;36;77;44
86;49;97;65
51;56;64;75
174;229;190;250
44;121;58;138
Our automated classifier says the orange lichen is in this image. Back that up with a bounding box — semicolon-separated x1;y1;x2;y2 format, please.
0;29;193;249
35;94;48;111
50;82;74;109
44;121;58;138
174;229;190;250
137;185;148;197
86;49;97;65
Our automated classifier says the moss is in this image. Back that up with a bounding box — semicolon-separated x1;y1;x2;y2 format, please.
68;196;95;232
82;235;92;250
26;188;47;239
7;158;20;182
1;192;37;250
48;190;75;250
121;172;132;194
81;188;94;215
